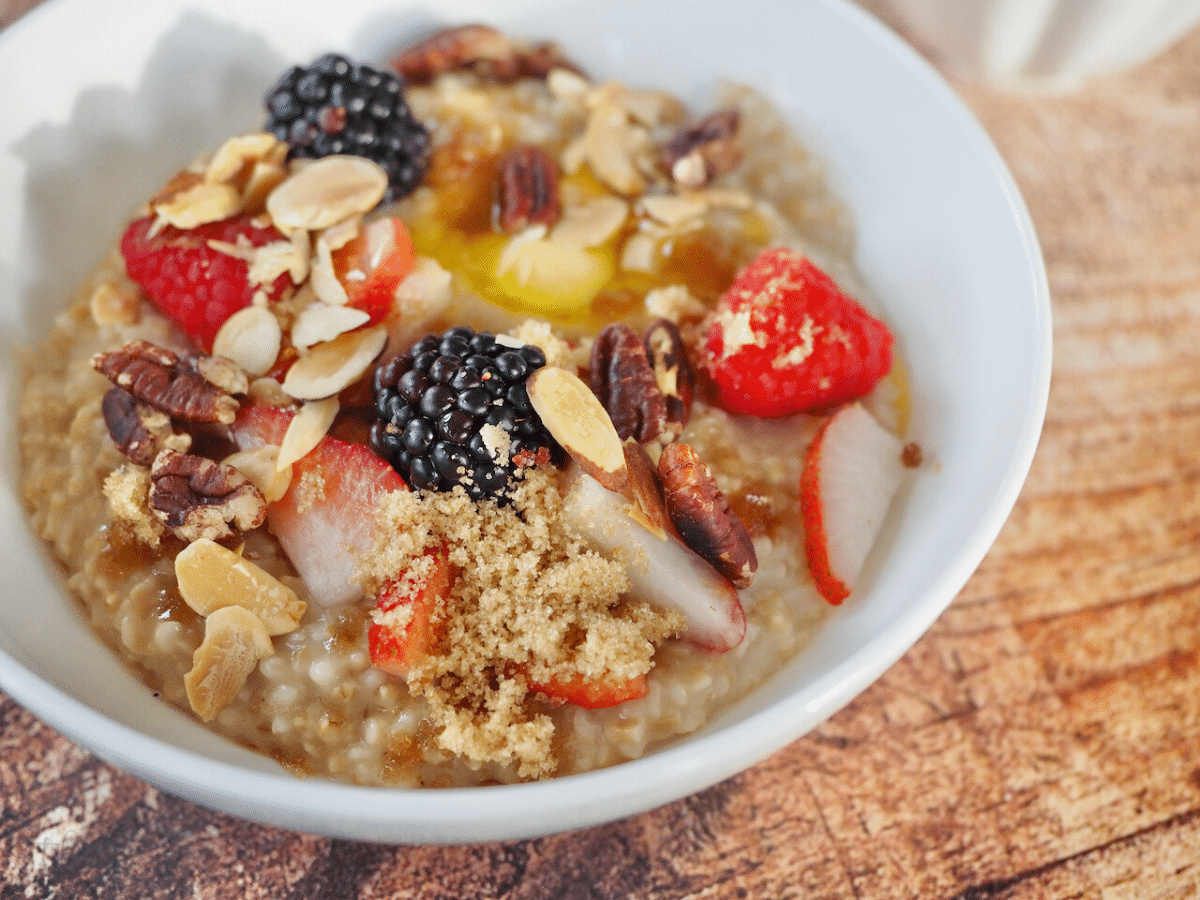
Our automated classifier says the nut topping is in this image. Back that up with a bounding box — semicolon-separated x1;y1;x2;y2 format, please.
657;442;757;589
496;145;561;234
590;323;669;445
661;109;742;189
525;366;628;493
184;605;274;721
101;387;192;466
390;24;582;84
644;318;695;440
148;449;267;543
92;340;243;425
175;538;305;636
265;155;389;232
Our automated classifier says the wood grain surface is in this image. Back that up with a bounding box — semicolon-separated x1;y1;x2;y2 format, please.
5;3;1200;898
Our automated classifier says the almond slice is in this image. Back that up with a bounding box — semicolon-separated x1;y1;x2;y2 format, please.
184;605;275;721
291;302;371;350
551;196;628;248
282;325;387;400
525;366;627;492
266;155;388;231
176;538;306;635
212;304;282;376
222;445;292;502
277;397;340;470
155;181;242;229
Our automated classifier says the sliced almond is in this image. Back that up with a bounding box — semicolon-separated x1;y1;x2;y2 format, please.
212;304;282;377
620;232;657;273
551;196;628;248
246;239;307;288
241;158;289;215
205;132;280;185
640;194;707;229
277;396;340;469
155;181;242;229
176;538;305;635
282;326;387;400
266;156;388;231
222;445;292;503
89;281;140;327
291;303;372;350
584;103;648;196
525;366;627;492
309;234;350;306
184;605;275;721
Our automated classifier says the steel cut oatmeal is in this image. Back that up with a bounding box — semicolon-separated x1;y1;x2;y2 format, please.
20;25;913;786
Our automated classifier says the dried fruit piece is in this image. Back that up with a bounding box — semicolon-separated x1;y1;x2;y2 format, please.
702;248;893;418
658;442;757;589
525;366;627;492
800;403;905;604
175;538;305;635
184;605;274;721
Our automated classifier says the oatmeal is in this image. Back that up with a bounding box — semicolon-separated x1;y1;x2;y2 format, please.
20;26;911;786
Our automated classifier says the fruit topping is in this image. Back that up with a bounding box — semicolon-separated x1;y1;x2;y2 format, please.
120;213;291;351
231;405;408;606
263;53;430;202
369;327;566;501
702;247;893;418
368;549;455;678
561;467;746;653
330;217;416;324
800;403;906;605
527;670;649;710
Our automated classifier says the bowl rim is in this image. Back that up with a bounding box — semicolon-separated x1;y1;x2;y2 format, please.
0;0;1052;844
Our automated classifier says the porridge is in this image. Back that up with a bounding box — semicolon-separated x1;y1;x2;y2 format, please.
20;26;911;786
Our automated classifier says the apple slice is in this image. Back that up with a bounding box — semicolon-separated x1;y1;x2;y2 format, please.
800;403;906;604
562;468;746;652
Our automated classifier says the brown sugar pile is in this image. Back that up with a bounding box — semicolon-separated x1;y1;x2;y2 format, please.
359;468;683;778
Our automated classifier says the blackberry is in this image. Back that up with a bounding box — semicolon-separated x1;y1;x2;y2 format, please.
264;53;430;202
370;327;567;502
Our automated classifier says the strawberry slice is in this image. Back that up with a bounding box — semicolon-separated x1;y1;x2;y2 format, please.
368;549;455;677
702;248;893;418
230;405;407;606
121;213;290;351
332;217;416;324
527;671;649;709
800;403;905;604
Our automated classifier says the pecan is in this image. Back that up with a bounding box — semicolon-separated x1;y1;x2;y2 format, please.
658;442;757;589
589;324;669;445
93;340;243;425
495;145;561;233
644;319;695;441
661;108;742;189
149;449;267;543
390;24;583;84
101;387;192;466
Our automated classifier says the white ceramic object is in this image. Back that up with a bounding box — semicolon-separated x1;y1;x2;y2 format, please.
0;0;1051;843
872;0;1200;90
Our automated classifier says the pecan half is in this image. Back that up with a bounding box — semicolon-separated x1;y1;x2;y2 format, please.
644;319;695;442
495;145;561;233
391;24;583;84
661;108;742;189
149;449;267;543
101;387;192;466
590;323;669;445
93;340;243;425
658;442;757;589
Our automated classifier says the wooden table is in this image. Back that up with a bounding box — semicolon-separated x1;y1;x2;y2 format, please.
5;3;1200;897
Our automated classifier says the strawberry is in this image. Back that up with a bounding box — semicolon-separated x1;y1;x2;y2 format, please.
121;213;291;351
332;217;415;324
230;405;407;606
527;671;649;709
368;550;455;677
800;403;905;604
702;248;893;418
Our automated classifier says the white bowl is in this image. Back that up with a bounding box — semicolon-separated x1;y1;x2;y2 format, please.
0;0;1051;843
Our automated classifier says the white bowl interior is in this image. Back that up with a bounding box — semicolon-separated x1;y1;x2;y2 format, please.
0;0;1050;843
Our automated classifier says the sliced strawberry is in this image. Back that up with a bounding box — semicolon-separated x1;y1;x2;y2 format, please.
332;217;416;324
800;403;905;604
230;405;407;606
702;248;893;418
121;213;290;351
527;671;649;709
368;549;455;677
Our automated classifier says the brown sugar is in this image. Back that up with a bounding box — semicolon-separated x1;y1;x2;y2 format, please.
359;467;683;778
